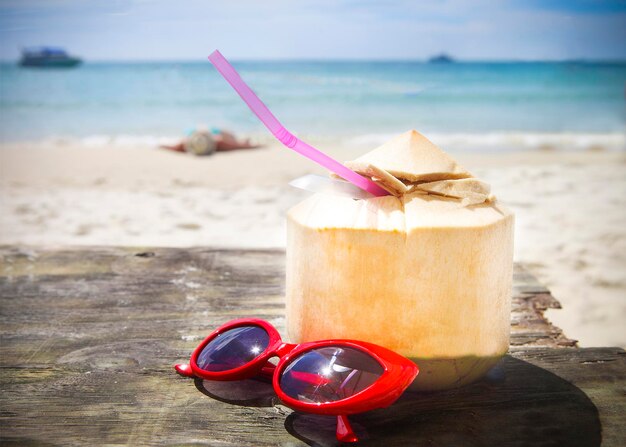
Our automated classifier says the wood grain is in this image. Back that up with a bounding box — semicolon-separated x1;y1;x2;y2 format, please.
1;246;622;446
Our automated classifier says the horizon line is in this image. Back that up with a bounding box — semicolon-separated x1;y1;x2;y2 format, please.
2;56;626;64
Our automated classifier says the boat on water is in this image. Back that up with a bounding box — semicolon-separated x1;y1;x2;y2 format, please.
428;53;455;64
19;47;82;68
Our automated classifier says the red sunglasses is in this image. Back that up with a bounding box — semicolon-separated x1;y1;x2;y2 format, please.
174;318;418;443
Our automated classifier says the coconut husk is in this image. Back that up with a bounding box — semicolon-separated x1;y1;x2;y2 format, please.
338;162;410;196
415;178;491;206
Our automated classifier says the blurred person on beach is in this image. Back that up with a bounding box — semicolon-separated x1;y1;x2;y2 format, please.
160;127;260;156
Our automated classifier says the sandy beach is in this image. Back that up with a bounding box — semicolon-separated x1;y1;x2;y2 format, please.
0;138;624;348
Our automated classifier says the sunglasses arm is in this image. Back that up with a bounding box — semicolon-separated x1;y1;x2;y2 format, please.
337;414;358;443
174;363;195;378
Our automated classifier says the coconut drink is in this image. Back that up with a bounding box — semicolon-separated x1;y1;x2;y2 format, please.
286;130;514;391
208;53;514;392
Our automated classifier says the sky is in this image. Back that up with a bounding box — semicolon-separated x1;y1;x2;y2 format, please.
1;0;625;61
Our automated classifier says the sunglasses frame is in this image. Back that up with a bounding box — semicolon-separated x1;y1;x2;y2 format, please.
175;318;418;441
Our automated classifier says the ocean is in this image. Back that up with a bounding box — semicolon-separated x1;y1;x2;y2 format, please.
1;60;624;150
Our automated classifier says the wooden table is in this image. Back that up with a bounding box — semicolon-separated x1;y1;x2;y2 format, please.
1;246;624;446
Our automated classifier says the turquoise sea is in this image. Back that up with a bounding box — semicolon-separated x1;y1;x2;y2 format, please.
1;61;624;147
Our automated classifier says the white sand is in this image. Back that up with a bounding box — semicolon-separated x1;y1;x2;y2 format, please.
0;139;624;348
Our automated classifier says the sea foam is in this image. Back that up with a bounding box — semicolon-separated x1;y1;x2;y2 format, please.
348;132;625;152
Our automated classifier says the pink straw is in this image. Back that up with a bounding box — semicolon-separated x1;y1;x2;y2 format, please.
208;50;389;197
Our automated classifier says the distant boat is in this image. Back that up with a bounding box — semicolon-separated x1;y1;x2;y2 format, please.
19;47;82;68
428;54;455;64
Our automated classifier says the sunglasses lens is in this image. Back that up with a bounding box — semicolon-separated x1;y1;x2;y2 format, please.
196;325;270;372
279;346;384;403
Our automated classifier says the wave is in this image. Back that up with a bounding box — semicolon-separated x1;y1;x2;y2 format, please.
3;131;624;153
9;134;182;148
347;132;626;152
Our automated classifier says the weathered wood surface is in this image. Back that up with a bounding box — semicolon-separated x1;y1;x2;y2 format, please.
510;264;578;349
0;246;623;447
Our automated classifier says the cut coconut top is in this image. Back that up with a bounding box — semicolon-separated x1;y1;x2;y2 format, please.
336;130;494;205
346;130;472;183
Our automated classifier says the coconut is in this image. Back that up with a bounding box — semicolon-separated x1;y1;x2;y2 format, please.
286;130;514;391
